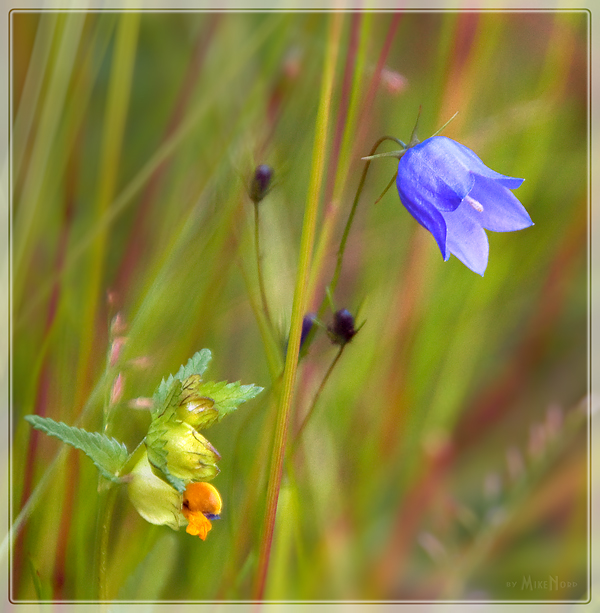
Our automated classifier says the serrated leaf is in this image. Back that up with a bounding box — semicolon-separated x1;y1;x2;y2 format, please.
24;415;129;483
152;349;212;418
175;349;212;382
151;378;182;421
195;380;264;420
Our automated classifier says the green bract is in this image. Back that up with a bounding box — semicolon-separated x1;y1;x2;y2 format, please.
144;350;263;492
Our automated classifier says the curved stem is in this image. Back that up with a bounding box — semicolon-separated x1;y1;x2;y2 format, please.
326;135;405;303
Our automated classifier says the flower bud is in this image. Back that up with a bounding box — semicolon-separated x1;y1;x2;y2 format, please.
328;309;357;346
249;164;274;204
176;375;219;429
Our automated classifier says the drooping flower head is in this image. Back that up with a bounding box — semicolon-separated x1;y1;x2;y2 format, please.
396;135;533;275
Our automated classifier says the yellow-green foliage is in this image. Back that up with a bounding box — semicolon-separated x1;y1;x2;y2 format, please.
11;10;588;602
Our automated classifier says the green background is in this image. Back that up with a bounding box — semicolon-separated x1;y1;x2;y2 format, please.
10;10;588;601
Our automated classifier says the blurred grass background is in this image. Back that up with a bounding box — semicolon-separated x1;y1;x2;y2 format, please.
10;10;588;602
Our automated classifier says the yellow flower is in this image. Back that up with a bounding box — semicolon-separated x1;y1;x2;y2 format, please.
127;451;185;531
182;481;223;540
128;452;223;541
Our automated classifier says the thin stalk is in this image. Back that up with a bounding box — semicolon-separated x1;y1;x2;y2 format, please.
254;203;273;331
98;486;119;600
238;252;283;382
252;12;343;601
326;135;405;303
305;13;371;305
290;345;345;454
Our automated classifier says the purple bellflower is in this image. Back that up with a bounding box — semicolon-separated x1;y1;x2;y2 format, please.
396;135;533;276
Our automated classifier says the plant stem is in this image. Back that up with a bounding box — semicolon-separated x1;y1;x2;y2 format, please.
98;485;118;600
252;12;342;601
291;345;345;454
324;135;405;308
254;202;273;331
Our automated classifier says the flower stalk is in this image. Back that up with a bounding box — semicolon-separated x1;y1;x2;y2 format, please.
253;12;343;601
291;344;345;453
327;135;405;301
250;164;275;332
254;201;273;331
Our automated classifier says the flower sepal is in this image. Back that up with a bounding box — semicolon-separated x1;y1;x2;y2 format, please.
361;148;407;161
145;419;221;492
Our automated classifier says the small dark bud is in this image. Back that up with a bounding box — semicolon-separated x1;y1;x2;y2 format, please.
328;309;357;346
249;164;274;204
300;313;317;349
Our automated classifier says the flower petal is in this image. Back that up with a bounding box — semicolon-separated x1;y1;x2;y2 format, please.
397;173;449;259
398;138;474;212
185;513;212;540
437;136;525;189
468;176;533;232
443;202;489;276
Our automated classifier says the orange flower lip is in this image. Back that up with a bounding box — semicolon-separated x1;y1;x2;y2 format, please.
184;513;213;540
182;482;223;540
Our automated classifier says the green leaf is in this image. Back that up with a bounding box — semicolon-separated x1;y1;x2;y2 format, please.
24;415;129;483
195;380;264;420
174;348;212;381
152;349;212;418
151;379;182;421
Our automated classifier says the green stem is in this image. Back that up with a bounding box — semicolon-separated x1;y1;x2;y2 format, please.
291;345;345;454
98;485;119;600
252;12;343;601
326;135;405;303
254;202;273;331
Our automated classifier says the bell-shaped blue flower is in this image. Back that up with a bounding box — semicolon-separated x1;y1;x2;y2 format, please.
396;135;533;275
